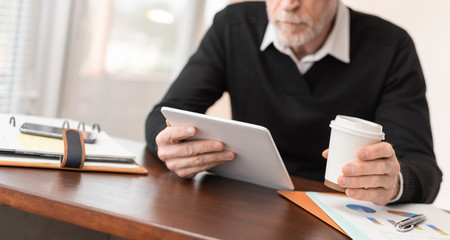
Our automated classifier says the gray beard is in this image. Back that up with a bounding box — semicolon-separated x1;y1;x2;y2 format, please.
274;26;317;47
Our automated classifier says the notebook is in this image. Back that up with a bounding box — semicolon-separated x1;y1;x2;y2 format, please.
0;114;147;174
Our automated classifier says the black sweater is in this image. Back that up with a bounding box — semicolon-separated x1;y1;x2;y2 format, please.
146;2;442;203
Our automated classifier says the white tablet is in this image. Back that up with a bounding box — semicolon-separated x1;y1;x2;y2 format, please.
161;107;294;191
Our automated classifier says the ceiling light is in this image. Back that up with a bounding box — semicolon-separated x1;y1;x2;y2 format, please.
146;9;174;24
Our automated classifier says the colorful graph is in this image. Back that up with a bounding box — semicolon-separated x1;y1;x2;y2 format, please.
428;225;449;236
414;225;424;230
346;204;376;213
387;219;397;226
387;210;417;218
367;217;382;225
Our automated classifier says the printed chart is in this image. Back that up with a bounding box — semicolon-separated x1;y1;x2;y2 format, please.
309;193;450;240
344;204;449;237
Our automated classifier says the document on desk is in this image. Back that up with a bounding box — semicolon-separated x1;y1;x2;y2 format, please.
307;192;450;240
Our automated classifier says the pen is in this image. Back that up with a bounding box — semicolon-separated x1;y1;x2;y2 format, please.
395;214;426;232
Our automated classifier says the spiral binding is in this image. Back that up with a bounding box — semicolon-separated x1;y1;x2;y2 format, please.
9;116;101;133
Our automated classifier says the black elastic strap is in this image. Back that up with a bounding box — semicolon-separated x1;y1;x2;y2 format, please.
60;129;85;169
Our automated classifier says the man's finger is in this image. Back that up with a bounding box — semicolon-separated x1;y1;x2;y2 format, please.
357;142;394;160
165;151;234;171
158;139;225;160
322;149;329;159
156;125;196;145
165;151;235;178
338;175;395;189
342;159;398;176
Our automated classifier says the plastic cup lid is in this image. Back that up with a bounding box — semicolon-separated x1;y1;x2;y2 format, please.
329;115;385;140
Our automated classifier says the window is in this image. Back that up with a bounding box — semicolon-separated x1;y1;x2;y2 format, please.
0;0;41;113
81;0;200;81
60;0;229;141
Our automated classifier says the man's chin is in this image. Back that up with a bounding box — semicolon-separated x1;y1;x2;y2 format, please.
277;35;308;48
275;28;316;48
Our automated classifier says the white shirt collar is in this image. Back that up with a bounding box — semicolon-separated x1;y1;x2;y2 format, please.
260;1;350;73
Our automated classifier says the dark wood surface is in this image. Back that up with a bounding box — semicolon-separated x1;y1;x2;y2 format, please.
0;139;350;240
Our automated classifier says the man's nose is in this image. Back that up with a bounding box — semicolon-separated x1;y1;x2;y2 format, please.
280;0;301;12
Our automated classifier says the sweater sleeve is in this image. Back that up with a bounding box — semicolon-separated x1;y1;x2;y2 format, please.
375;33;442;203
145;10;228;157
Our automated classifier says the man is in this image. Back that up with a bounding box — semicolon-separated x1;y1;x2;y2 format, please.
145;0;442;205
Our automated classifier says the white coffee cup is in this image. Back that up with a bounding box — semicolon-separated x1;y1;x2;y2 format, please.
324;115;385;192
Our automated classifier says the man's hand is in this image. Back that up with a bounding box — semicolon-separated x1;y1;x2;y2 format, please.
323;142;401;205
155;124;235;178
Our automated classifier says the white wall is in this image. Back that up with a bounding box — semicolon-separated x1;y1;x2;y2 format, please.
342;0;450;210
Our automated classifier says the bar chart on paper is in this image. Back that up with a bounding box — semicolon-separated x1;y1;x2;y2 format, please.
387;210;417;218
308;192;450;240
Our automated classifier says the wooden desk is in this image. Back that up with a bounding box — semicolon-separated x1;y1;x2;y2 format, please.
0;139;349;240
